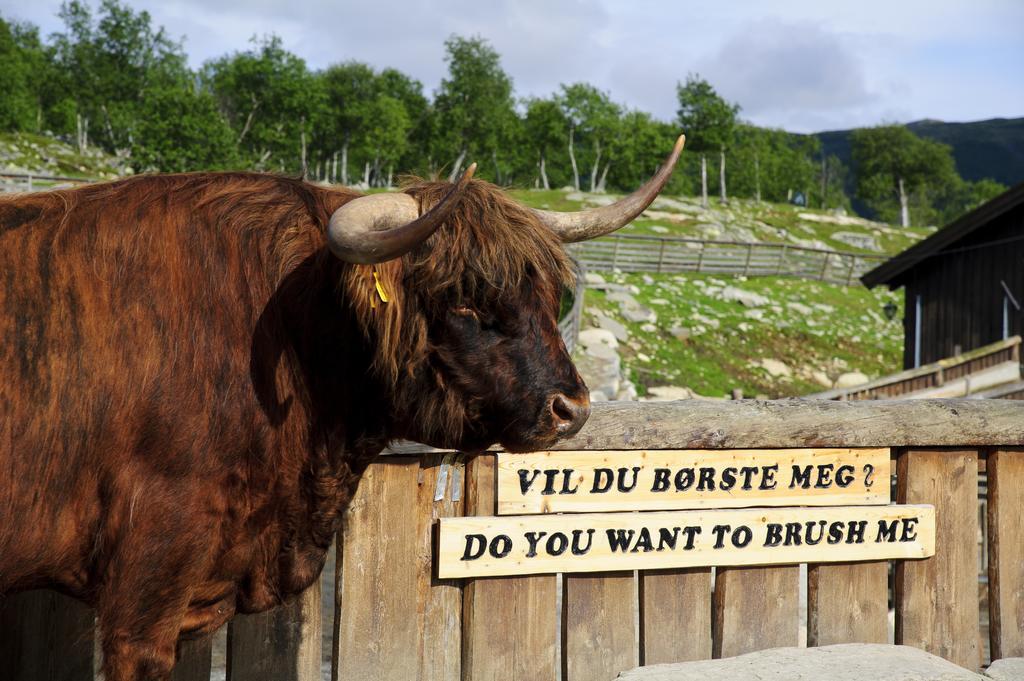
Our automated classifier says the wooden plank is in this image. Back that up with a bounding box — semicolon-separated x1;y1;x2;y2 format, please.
988;448;1024;659
497;448;890;514
713;565;799;657
226;582;321;681
564;572;636;681
462;455;558;681
333;458;422;681
807;561;888;646
439;505;935;578
895;449;980;669
172;636;213;681
552;400;1024;451
0;590;95;681
640;568;712;664
416;456;464;681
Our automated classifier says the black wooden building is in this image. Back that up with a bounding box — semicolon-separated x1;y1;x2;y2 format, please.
862;182;1024;369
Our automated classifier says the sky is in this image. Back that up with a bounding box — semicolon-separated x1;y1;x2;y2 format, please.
3;0;1023;133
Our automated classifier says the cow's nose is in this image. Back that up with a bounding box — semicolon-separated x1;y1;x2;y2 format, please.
549;392;591;438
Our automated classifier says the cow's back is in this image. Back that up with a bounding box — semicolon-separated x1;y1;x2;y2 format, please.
0;174;351;596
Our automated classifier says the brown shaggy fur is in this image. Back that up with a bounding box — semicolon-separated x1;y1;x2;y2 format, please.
0;172;585;680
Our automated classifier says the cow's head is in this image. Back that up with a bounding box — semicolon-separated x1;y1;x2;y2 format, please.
328;136;684;452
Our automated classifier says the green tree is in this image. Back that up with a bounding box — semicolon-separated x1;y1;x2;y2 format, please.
50;0;188;153
433;35;516;182
727;125;820;205
930;177;1007;225
676;74;739;207
360;96;410;186
814;154;851;211
524;98;566;189
557;83;621;192
851;125;959;227
0;17;50;132
606;112;682;195
204;35;321;173
320;61;377;184
376;68;431;175
131;85;239;172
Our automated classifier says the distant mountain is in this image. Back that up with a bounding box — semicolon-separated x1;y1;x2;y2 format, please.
815;117;1024;188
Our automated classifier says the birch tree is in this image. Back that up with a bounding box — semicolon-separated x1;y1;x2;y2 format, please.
557;83;620;192
321;62;376;185
524;98;567;190
852;125;957;227
434;35;516;183
675;75;739;207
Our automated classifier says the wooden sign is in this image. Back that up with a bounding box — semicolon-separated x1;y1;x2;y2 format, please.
497;448;890;515
437;504;934;578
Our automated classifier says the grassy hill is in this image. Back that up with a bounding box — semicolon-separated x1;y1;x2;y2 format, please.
509;189;933;256
582;271;902;398
0;132;127;183
512;188;912;398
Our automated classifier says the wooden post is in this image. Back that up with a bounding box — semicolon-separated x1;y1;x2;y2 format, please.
564;572;636;681
846;256;857;286
807;562;888;646
895;449;980;669
640;569;712;664
776;245;788;276
333;456;463;681
657;239;666;273
463;455;558;681
172;637;214;681
227;582;321;681
743;243;753;277
696;244;705;273
819;253;831;281
0;590;95;681
612;237;620;270
713;566;799;658
988;449;1024;659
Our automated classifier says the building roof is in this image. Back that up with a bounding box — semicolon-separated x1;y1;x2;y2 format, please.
861;180;1024;288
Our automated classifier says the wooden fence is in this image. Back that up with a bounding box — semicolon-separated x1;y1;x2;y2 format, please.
0;172;95;192
809;336;1022;401
558;262;586;355
569;234;884;286
2;399;1022;680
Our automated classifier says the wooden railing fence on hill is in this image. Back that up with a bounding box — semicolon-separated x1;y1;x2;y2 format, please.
0;172;95;191
570;234;884;285
808;336;1022;401
1;399;1022;681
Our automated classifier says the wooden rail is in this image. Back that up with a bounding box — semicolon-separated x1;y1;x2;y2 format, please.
0;172;96;191
2;398;1022;680
557;262;586;355
570;234;885;286
808;336;1022;401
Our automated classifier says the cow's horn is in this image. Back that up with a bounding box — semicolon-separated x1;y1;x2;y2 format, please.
532;135;684;243
327;163;477;264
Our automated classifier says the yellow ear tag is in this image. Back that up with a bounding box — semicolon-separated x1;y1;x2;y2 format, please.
372;269;390;305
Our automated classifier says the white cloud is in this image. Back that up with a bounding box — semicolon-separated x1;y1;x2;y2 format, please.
1;0;1021;132
701;21;873;113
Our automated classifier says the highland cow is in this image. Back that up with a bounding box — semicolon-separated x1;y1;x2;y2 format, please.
0;137;683;680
